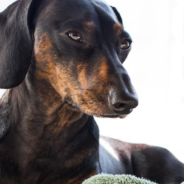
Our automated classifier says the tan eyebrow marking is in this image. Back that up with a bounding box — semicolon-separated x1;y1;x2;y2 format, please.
113;23;123;35
84;21;95;33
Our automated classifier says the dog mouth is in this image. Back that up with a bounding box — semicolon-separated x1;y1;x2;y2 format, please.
98;114;128;119
97;108;134;119
64;98;133;119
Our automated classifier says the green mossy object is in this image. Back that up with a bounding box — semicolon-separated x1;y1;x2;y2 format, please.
82;174;158;184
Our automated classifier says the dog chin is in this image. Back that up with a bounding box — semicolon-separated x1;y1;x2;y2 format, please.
64;101;128;119
95;114;127;119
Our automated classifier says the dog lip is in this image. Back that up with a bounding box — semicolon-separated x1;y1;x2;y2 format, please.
97;114;128;119
113;108;133;115
100;115;119;118
97;108;133;118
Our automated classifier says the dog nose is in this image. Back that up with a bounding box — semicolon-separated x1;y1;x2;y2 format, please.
109;90;138;114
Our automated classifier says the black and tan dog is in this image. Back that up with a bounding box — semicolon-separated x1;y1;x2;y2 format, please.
0;0;184;183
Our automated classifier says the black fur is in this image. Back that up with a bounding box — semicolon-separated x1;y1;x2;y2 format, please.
0;0;38;88
0;0;183;184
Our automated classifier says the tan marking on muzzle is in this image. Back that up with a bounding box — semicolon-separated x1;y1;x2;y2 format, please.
34;32;113;116
93;56;109;85
77;63;88;89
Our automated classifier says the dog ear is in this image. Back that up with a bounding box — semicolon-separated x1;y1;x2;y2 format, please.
0;0;39;89
111;6;123;24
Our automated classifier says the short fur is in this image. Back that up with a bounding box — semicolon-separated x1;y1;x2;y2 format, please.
0;0;184;184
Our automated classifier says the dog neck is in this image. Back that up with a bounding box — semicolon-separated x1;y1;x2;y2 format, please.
0;73;100;183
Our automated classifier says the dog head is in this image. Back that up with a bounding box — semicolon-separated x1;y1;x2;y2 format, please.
0;0;138;118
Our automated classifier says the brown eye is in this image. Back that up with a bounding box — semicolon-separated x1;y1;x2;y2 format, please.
121;40;131;50
67;31;83;42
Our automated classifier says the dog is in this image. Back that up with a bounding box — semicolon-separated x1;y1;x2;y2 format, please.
0;0;184;183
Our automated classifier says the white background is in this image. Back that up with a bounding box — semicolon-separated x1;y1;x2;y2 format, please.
0;0;184;162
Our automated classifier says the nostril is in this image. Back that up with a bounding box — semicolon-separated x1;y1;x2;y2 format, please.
113;102;126;112
109;89;138;114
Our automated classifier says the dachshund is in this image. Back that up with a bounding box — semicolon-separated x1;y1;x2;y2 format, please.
0;0;184;183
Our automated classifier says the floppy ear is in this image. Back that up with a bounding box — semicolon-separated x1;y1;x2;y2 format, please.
0;0;39;89
111;6;123;24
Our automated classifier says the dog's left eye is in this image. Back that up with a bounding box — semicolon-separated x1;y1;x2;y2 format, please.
121;40;131;50
67;31;83;42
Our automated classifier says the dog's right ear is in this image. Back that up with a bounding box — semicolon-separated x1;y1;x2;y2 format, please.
111;6;123;24
0;0;39;89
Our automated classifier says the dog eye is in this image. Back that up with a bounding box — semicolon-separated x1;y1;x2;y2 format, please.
67;31;83;42
121;40;131;50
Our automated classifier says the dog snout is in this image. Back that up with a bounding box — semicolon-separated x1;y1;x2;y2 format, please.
109;75;138;115
110;91;138;114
